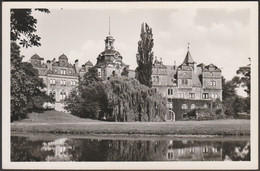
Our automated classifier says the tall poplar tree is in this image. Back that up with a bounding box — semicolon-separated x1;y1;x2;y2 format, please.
135;23;154;87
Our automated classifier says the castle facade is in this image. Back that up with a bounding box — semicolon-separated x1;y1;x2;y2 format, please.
30;32;222;120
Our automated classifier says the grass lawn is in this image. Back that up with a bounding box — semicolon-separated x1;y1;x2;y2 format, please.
11;110;250;136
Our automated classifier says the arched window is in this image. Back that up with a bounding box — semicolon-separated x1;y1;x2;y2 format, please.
191;104;196;109
182;104;188;109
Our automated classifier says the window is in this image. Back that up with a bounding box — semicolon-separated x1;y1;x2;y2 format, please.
182;104;188;109
191;104;196;109
210;81;216;86
61;69;66;75
182;79;188;85
202;93;209;99
204;103;208;108
49;91;56;100
71;81;77;86
210;72;213;76
183;72;187;76
54;69;57;73
60;91;66;100
50;79;56;85
69;70;72;74
189;93;195;99
179;93;184;98
168;88;173;95
60;80;66;86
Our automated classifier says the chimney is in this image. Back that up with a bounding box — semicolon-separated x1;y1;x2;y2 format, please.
194;62;197;73
173;60;176;70
160;57;162;63
74;59;79;73
47;60;52;71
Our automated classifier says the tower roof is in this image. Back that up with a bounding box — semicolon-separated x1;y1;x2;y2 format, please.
183;50;194;64
59;54;68;60
85;60;93;66
31;54;41;59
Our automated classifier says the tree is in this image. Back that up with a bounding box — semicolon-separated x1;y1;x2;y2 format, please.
135;23;154;87
21;62;55;112
11;42;28;121
232;63;251;114
11;8;50;48
232;64;250;97
11;42;54;122
65;67;108;119
65;75;167;122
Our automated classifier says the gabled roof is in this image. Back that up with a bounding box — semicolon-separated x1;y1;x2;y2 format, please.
204;63;221;72
177;62;192;71
183;50;194;64
85;60;93;66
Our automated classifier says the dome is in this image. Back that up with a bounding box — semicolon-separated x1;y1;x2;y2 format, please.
31;54;41;59
59;54;68;60
85;60;93;66
100;49;121;57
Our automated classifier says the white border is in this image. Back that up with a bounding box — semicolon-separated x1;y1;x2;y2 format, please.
2;2;258;170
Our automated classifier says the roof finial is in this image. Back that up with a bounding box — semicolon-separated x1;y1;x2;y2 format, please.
188;42;190;51
109;16;110;35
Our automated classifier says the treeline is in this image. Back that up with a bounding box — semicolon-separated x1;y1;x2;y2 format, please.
65;68;167;122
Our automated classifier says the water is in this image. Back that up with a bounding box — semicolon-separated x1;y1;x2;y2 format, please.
11;135;250;161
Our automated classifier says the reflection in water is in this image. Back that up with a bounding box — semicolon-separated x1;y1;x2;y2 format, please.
41;138;72;161
11;136;250;161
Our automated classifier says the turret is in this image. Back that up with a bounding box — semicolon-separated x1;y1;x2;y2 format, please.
47;60;52;71
74;59;79;73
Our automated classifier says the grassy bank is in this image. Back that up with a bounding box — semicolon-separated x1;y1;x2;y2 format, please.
11;110;250;136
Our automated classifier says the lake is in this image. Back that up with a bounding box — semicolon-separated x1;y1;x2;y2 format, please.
11;134;250;161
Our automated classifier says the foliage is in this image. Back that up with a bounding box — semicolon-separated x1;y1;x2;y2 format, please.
11;42;28;121
65;70;167;122
11;8;50;48
65;67;108;119
187;108;226;121
222;76;249;116
121;67;129;77
105;77;167;121
135;23;154;87
232;65;250;97
11;42;54;122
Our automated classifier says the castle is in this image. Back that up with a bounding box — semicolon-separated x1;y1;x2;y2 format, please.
30;32;222;119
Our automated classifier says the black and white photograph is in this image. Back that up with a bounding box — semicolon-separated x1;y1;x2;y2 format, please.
2;2;258;170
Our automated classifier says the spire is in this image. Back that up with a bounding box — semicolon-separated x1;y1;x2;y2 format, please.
109;16;111;35
105;17;114;50
183;43;194;64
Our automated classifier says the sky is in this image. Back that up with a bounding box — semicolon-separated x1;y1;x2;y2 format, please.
19;3;253;96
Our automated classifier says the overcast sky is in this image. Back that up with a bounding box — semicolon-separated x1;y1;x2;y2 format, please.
18;3;253;96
